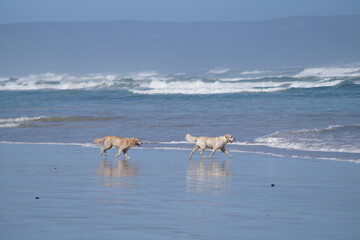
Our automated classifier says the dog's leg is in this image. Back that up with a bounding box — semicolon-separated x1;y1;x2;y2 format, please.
189;145;200;159
208;149;217;159
101;142;112;156
115;148;124;157
199;148;207;159
221;147;233;158
103;149;108;156
123;149;130;159
101;146;111;156
100;145;104;156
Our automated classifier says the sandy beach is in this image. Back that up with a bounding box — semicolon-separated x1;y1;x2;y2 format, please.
0;143;359;240
2;2;360;240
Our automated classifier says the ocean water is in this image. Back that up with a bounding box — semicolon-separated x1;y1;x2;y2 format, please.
1;66;360;163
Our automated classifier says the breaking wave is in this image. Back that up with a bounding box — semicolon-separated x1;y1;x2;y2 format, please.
0;66;359;94
0;116;111;128
130;79;344;95
294;67;360;78
255;125;360;154
0;116;46;128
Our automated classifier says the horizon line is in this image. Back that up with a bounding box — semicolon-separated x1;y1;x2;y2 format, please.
1;14;359;25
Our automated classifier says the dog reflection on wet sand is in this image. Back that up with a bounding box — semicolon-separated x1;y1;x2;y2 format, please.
186;159;231;194
97;159;138;187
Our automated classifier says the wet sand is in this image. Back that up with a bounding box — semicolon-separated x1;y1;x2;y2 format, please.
0;143;359;240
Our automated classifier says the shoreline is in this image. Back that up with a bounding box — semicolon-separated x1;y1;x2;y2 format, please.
0;141;359;164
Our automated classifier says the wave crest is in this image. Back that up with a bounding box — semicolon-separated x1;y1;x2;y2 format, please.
0;116;111;128
255;125;360;154
294;67;360;78
1;66;359;94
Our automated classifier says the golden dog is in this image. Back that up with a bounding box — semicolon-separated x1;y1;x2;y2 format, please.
186;134;235;159
94;136;142;158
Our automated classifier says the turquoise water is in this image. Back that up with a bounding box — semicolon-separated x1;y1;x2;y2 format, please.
0;67;360;162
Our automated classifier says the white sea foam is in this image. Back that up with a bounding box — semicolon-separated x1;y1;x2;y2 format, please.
0;123;21;128
0;73;106;90
127;71;163;81
255;125;360;154
131;80;287;94
294;67;360;78
0;116;47;127
0;67;357;92
231;149;360;164
231;142;264;146
0;116;46;123
0;116;109;128
241;70;267;75
288;80;343;88
207;68;231;74
288;155;360;164
130;78;345;95
0;72;159;91
218;77;251;82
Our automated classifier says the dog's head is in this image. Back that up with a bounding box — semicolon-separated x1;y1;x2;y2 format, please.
225;134;235;143
133;138;142;147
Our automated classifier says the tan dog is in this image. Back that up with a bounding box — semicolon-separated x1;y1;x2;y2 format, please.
186;134;235;159
94;136;142;158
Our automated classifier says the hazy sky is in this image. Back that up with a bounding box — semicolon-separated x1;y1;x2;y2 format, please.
1;0;360;23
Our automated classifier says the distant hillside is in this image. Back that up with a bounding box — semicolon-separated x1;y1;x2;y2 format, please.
1;15;360;75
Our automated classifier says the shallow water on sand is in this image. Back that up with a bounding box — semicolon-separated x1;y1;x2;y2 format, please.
0;144;359;240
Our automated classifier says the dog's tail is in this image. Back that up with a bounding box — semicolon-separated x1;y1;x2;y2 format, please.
93;136;107;146
185;134;198;142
